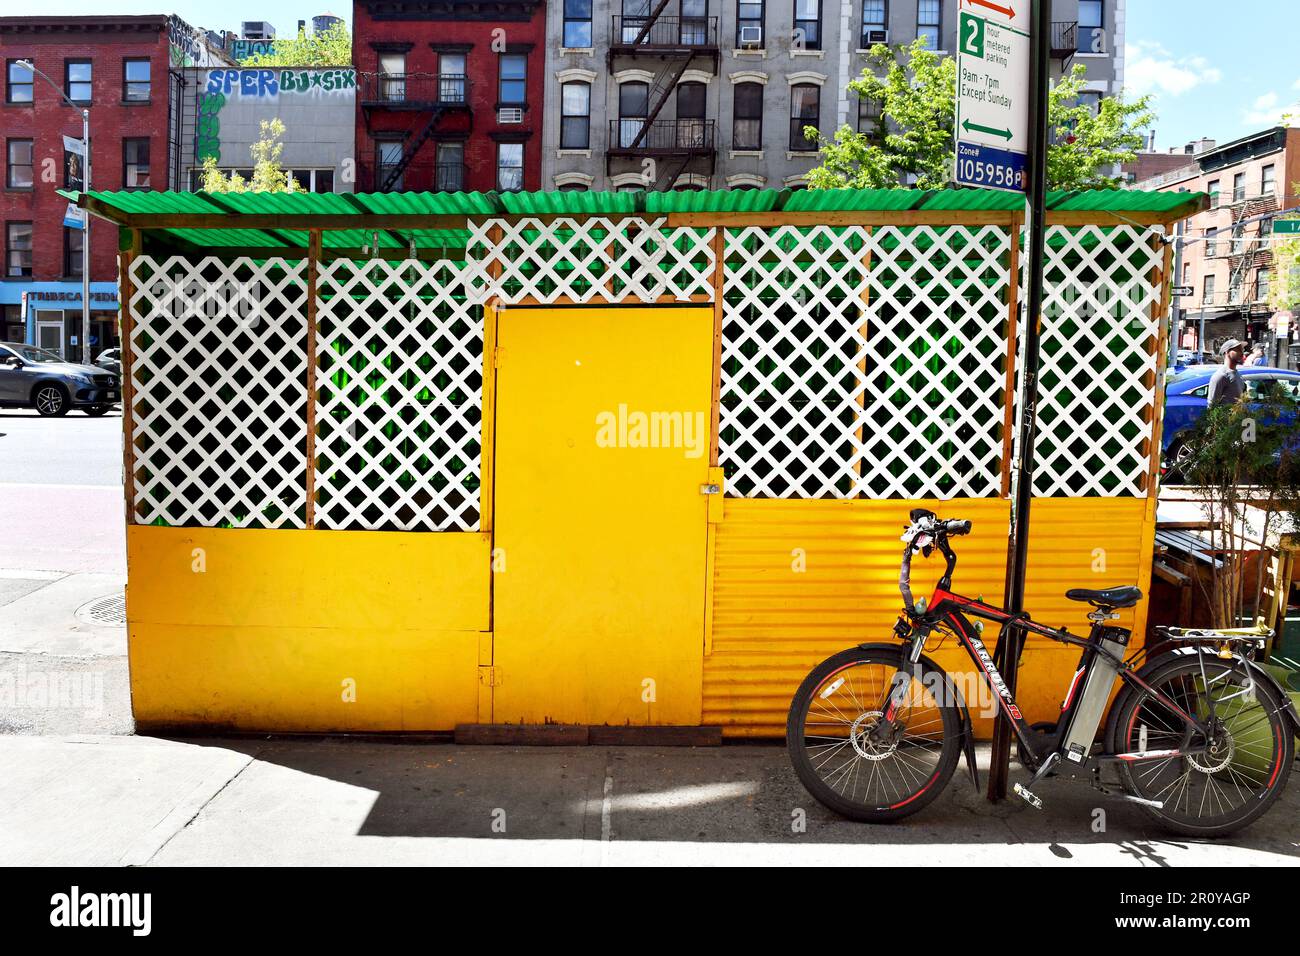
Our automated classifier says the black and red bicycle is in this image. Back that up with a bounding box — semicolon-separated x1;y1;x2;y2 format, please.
786;508;1299;836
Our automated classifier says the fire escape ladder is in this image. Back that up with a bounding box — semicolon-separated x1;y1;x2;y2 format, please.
631;0;674;45
381;106;447;191
627;55;693;151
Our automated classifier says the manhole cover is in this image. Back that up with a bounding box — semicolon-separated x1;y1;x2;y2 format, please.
76;593;126;626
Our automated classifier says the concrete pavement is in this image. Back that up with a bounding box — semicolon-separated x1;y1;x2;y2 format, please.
0;410;130;735
1;735;1296;866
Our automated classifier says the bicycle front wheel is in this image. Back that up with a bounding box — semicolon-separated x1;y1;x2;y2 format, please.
1107;653;1294;837
786;645;961;823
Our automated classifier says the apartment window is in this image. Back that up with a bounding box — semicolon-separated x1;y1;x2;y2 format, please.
6;222;32;277
376;140;404;190
436;142;464;191
496;142;524;192
789;83;819;151
6;60;33;103
737;0;764;47
861;0;886;47
123;138;150;189
379;53;406;102
1232;171;1245;202
733;82;763;150
123;58;151;102
1231;224;1246;255
622;0;651;43
65;60;92;103
64;226;83;278
1262;164;1276;197
6;139;34;189
916;0;940;49
499;54;526;106
1207;179;1220;208
1202;274;1216;304
560;81;591;150
1257;269;1271;302
1077;91;1101;115
563;0;593;48
858;93;880;133
618;81;649;148
1077;0;1103;54
676;82;706;147
286;169;336;192
439;53;466;103
794;0;821;50
681;0;709;45
1205;228;1217;258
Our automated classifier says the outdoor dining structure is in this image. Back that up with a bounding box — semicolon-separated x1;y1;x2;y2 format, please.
73;185;1205;738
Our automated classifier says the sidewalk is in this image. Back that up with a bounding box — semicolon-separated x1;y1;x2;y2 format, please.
2;735;1296;866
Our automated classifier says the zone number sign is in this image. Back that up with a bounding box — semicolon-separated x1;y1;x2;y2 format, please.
955;1;1031;193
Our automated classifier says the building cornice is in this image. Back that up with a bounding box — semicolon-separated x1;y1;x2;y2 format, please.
360;0;543;22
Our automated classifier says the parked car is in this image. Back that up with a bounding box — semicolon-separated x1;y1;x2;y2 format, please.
1162;365;1300;480
0;342;120;416
95;347;122;377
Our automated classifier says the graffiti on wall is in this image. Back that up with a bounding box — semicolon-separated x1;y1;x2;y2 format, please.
169;15;228;68
194;69;357;166
230;39;277;61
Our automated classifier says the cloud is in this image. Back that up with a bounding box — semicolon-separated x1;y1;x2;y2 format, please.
1125;40;1223;97
1241;91;1295;126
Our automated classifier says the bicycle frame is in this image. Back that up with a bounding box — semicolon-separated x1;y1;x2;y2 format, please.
886;539;1215;775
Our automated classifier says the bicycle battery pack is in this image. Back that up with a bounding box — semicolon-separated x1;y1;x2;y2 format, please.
1059;626;1130;764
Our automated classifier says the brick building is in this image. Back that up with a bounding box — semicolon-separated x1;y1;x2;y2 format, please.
1132;126;1300;367
352;0;546;193
0;16;185;357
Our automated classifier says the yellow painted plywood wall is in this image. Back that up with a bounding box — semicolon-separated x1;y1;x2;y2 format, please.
126;525;490;731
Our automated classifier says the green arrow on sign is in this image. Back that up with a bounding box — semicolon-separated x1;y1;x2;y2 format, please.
962;118;1013;141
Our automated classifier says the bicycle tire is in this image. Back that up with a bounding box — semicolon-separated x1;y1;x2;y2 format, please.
786;644;962;823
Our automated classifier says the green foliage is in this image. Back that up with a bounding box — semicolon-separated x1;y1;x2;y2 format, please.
1178;382;1300;626
807;45;1155;191
241;22;352;67
200;119;293;193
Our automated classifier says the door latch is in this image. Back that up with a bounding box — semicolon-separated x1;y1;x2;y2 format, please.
699;483;720;495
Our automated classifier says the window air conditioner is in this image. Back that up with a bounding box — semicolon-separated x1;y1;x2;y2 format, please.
739;26;763;47
498;107;524;124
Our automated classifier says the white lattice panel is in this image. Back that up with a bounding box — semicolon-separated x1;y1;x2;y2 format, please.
1023;226;1163;497
315;258;483;531
720;225;1012;498
128;256;309;528
469;217;715;303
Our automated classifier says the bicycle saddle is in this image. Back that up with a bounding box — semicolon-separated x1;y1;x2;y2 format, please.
1064;585;1141;608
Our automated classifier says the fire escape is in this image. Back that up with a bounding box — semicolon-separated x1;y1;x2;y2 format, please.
1227;185;1277;311
359;70;472;192
605;2;719;190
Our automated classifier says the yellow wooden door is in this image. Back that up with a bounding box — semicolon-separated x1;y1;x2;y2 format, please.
492;305;715;725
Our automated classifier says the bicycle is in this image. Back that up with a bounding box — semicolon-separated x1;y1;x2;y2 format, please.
786;508;1300;836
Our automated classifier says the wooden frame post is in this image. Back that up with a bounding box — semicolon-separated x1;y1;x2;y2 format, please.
1000;214;1023;498
119;228;142;525
305;229;321;529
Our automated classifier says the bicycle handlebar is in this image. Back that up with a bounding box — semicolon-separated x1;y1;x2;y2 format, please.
899;510;971;614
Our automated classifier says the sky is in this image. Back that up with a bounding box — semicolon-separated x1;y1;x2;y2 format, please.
21;0;1294;154
1125;0;1296;151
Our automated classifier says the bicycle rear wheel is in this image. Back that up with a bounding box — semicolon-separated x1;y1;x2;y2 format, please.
786;645;961;822
1106;654;1294;837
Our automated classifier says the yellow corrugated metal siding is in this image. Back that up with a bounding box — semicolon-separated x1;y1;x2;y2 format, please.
704;497;1153;737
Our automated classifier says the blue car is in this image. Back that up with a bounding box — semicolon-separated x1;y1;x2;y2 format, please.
1161;365;1300;479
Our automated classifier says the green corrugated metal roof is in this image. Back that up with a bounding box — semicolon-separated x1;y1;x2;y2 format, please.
62;187;1205;252
66;186;1204;218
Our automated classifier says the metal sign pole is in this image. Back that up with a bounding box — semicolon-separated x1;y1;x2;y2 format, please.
987;0;1052;803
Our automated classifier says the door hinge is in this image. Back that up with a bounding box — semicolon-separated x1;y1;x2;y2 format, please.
478;665;501;687
493;347;505;368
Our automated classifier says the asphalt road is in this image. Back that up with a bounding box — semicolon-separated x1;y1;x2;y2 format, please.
0;408;129;735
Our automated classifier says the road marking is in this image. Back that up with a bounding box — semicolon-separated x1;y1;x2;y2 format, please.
0;569;65;581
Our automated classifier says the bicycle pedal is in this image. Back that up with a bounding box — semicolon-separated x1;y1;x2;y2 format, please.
1013;782;1043;809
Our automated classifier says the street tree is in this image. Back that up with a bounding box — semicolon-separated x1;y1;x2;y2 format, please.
200;119;293;193
806;40;1154;191
239;22;352;67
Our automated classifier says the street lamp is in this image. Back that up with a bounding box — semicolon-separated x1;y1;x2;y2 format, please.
16;59;91;365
